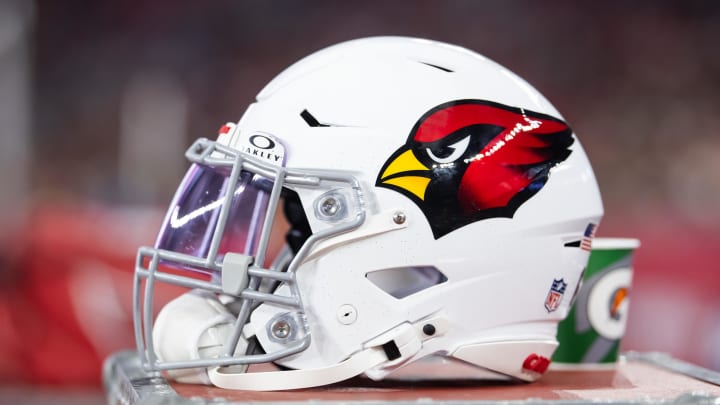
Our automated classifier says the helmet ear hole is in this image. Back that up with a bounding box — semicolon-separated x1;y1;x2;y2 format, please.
366;266;448;299
283;190;313;254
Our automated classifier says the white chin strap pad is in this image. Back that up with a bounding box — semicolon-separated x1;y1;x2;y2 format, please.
153;289;246;385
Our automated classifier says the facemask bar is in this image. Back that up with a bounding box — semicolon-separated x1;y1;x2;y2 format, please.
133;137;367;372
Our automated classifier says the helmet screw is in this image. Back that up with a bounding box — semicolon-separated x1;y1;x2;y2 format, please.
392;211;406;225
337;304;358;325
320;197;340;217
271;319;292;339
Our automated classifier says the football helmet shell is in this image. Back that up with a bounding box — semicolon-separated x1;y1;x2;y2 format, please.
133;36;603;390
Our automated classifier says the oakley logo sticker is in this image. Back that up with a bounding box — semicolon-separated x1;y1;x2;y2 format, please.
249;134;276;150
238;132;286;166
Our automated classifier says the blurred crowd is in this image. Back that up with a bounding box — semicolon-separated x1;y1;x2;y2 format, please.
0;0;718;388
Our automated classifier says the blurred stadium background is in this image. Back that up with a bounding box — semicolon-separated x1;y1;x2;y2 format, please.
1;0;718;399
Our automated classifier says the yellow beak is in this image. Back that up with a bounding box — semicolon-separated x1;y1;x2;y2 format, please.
378;149;431;201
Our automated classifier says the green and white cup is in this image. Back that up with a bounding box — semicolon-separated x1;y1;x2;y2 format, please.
552;238;640;368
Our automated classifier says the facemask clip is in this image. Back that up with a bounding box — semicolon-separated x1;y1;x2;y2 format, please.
221;253;253;295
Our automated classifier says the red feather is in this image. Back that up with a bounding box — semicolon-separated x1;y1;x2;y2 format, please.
382;99;574;238
415;103;572;212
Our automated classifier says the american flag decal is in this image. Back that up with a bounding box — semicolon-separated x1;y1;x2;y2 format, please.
580;223;597;251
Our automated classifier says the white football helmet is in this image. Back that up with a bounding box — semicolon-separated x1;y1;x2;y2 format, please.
133;36;603;390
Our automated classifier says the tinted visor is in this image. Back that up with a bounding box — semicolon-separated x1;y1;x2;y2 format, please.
155;163;271;273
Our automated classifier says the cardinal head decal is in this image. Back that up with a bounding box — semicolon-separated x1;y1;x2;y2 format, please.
376;99;574;239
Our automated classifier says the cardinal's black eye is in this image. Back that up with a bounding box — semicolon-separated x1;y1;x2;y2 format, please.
426;136;470;164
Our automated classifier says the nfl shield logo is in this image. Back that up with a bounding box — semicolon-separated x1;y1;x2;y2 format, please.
545;278;568;312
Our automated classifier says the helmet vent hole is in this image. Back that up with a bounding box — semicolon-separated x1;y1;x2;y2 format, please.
418;61;454;73
300;109;330;128
366;266;447;299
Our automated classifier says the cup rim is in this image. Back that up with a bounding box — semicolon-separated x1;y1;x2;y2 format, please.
592;237;641;250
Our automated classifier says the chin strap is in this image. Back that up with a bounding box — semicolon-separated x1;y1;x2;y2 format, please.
208;346;388;391
207;320;436;391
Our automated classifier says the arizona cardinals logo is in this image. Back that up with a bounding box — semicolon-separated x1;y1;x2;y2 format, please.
376;99;574;239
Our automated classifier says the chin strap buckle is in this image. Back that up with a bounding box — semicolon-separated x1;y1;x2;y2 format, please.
362;315;449;380
363;322;423;368
207;317;448;391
